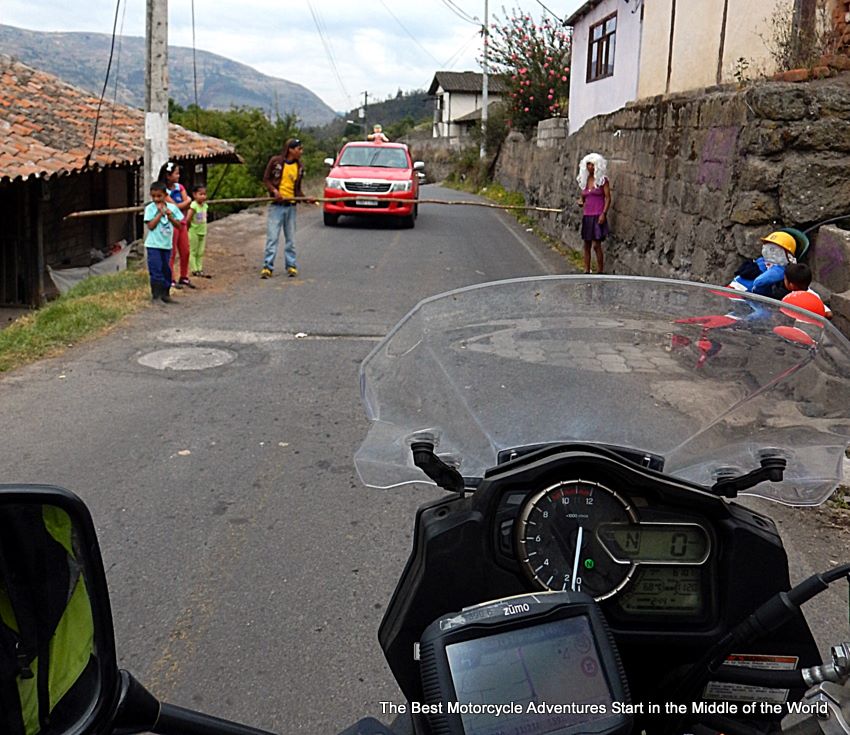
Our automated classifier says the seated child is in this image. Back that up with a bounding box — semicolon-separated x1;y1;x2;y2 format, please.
783;262;832;319
729;231;797;297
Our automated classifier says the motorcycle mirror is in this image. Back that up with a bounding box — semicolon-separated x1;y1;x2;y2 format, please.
0;486;279;735
0;484;120;735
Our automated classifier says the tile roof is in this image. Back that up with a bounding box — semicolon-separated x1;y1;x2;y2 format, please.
427;71;509;96
0;54;241;183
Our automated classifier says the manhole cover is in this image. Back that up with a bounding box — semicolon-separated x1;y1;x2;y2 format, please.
138;347;237;371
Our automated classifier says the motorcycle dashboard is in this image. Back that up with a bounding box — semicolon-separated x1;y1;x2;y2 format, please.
486;450;719;625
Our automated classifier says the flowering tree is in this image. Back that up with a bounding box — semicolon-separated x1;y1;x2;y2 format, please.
485;8;571;131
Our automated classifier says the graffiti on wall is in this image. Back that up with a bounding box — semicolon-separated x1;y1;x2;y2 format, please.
697;126;740;191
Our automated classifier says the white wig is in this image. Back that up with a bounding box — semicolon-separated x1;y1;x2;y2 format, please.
577;153;608;189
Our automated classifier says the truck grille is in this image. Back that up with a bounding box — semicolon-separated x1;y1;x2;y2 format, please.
344;181;392;194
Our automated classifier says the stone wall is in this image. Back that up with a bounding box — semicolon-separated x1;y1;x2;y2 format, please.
494;75;850;333
402;135;473;185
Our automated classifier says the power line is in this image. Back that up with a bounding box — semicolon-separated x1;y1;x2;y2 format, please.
106;0;128;149
442;29;481;68
306;0;352;109
533;0;563;21
85;0;122;168
191;0;200;129
439;0;479;25
378;0;442;66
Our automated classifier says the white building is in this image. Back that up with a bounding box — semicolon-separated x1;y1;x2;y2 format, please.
566;0;836;134
565;0;644;135
427;71;508;140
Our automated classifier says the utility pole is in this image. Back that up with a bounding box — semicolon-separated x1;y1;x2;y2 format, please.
480;0;489;160
360;91;369;136
145;0;169;199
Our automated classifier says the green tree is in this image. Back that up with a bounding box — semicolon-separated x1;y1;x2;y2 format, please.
168;103;334;208
487;8;571;132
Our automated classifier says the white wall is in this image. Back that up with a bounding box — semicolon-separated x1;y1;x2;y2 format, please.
568;0;642;135
639;0;797;97
433;89;502;138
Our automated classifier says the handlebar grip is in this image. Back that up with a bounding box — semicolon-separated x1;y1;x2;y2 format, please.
153;702;278;735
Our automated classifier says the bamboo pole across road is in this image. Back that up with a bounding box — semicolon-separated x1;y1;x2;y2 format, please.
63;196;564;220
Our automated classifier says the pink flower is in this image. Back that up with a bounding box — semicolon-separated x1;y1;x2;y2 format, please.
561;76;567;81
548;94;553;100
529;95;534;101
524;107;529;112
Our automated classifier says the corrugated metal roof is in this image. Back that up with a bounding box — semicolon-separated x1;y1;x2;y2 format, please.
0;54;241;184
427;71;509;96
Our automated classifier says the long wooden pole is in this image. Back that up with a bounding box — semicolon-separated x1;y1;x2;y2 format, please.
64;197;564;219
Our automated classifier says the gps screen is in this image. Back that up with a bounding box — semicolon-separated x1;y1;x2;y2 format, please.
445;616;614;735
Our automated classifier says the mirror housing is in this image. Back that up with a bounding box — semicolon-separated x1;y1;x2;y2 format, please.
0;484;120;735
413;161;425;171
323;157;335;167
0;487;279;735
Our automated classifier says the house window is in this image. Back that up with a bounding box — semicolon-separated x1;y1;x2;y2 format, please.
587;13;616;82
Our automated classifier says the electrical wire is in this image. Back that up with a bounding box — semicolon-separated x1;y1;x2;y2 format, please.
533;0;563;21
85;0;122;168
378;0;442;66
306;0;353;108
439;0;479;25
106;0;128;154
191;0;200;130
442;29;482;68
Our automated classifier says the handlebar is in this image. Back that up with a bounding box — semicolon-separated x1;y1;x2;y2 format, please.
154;702;278;735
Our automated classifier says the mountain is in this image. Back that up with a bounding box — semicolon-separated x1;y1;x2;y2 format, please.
0;24;338;126
313;91;433;138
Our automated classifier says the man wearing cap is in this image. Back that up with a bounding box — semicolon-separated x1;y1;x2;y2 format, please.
728;231;797;297
261;138;305;278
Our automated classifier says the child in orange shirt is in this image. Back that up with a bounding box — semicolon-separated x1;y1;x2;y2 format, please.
783;263;832;319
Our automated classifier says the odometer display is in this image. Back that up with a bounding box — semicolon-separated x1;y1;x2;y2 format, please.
617;567;703;615
516;480;637;599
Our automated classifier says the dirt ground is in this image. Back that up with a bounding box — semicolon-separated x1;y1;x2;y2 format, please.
166;205;269;295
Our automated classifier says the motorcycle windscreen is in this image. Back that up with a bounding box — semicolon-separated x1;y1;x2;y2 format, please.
355;276;850;506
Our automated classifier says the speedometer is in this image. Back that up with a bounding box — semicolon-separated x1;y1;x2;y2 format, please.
516;480;637;599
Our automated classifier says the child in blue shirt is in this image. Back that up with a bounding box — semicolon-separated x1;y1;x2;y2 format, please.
144;181;183;303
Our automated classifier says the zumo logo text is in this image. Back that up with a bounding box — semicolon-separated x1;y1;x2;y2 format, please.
503;603;530;615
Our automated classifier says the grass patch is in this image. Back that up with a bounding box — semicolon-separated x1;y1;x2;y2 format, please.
0;268;149;372
447;180;586;271
829;485;850;512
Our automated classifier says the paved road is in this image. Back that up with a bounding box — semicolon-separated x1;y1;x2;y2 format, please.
0;187;568;732
0;185;847;733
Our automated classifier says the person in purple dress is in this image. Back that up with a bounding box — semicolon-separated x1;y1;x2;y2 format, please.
576;153;611;274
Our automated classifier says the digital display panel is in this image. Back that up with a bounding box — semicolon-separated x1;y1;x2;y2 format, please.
597;524;709;564
445;616;614;735
617;567;702;615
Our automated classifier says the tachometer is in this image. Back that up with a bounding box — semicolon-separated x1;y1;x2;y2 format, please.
516;480;637;599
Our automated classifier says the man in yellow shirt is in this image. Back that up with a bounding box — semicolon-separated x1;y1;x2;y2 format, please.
261;138;305;278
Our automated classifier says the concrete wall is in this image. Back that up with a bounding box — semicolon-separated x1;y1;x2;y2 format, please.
569;0;642;133
494;76;850;333
639;0;797;97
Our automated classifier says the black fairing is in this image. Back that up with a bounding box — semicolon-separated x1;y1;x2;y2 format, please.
378;445;820;719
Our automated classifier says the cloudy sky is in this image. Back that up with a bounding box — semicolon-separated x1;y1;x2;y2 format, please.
1;0;582;112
